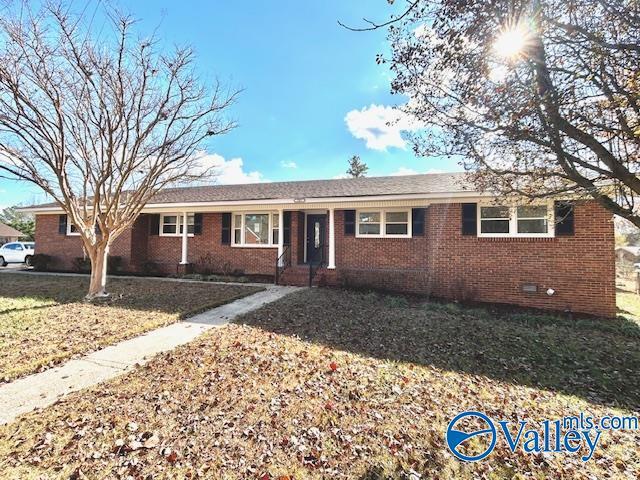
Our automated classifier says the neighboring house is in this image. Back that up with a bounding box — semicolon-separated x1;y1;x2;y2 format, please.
615;245;640;281
0;222;24;245
615;246;640;265
22;173;616;317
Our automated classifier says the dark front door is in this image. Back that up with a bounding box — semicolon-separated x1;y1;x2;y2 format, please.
306;214;326;264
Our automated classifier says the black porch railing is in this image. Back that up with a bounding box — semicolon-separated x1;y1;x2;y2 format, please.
274;245;291;284
308;244;326;287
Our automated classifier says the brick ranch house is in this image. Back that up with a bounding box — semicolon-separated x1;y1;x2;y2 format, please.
24;173;616;317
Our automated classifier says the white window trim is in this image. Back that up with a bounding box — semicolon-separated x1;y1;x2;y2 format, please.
231;211;279;248
355;209;412;238
477;202;555;238
159;213;195;237
66;220;80;236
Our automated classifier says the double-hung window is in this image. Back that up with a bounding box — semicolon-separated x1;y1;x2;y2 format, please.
67;222;80;236
358;212;381;235
233;214;242;244
232;212;280;247
516;206;548;234
160;214;194;236
479;206;510;234
272;213;280;244
478;204;552;237
357;210;411;238
385;211;409;235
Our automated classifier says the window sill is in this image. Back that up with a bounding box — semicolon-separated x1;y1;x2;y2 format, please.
355;235;413;239
231;244;278;248
476;236;557;242
159;234;195;238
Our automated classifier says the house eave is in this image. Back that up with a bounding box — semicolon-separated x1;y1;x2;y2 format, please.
20;190;493;214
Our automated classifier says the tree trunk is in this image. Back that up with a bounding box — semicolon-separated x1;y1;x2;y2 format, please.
87;243;110;299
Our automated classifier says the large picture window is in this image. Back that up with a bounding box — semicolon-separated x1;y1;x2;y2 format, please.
479;204;552;237
356;210;411;238
160;214;194;236
232;212;280;247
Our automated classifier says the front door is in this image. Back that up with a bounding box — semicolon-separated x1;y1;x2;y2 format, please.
306;214;326;264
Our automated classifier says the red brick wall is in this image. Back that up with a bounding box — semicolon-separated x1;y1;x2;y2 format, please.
34;200;615;316
34;214;133;271
145;213;277;276
334;201;615;317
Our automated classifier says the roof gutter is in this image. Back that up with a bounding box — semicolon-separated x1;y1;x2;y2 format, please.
19;190;490;214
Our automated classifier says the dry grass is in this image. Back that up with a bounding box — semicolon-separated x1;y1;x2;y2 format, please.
0;288;638;479
617;290;640;322
0;273;262;381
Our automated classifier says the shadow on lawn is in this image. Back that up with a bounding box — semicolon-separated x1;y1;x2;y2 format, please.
236;288;640;412
0;272;259;317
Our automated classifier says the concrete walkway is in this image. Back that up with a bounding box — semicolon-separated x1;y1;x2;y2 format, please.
0;285;301;425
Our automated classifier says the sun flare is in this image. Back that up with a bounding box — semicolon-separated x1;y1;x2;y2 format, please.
493;22;531;59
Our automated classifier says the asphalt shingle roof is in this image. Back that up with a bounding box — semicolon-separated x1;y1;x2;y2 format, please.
24;172;474;209
0;222;24;237
148;172;472;204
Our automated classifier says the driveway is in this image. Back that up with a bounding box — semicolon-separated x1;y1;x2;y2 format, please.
0;263;29;271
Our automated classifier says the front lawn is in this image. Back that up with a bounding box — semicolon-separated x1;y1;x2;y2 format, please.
0;273;263;382
0;288;637;479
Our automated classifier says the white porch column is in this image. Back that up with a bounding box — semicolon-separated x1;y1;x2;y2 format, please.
328;207;336;269
180;211;188;264
277;208;284;266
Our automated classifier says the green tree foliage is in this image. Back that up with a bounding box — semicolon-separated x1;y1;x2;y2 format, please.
346;155;369;178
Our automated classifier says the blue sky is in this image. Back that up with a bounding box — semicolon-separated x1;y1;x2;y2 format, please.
0;1;461;208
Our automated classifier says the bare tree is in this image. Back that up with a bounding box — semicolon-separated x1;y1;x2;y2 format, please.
346;155;369;178
0;2;238;298
346;1;640;226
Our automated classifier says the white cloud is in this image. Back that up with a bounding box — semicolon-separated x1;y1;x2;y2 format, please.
390;167;419;176
280;160;298;169
344;104;421;151
193;153;265;184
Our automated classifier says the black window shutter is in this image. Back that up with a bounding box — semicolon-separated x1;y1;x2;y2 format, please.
221;213;231;245
149;214;160;236
193;213;203;235
412;208;426;236
58;214;67;234
283;211;292;245
344;210;356;236
555;201;575;236
461;203;477;236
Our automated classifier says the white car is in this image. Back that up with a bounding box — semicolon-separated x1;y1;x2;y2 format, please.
0;242;35;267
